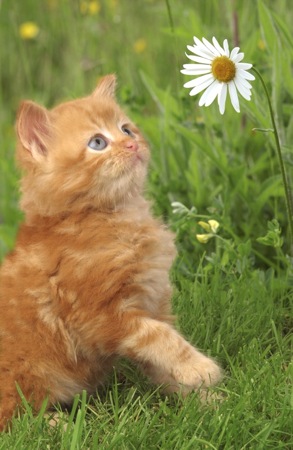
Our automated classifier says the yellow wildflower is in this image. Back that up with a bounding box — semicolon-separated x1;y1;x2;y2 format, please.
19;22;39;40
198;221;211;232
208;220;220;233
80;1;100;15
197;219;220;243
88;1;101;15
198;219;220;234
133;38;147;54
196;234;213;244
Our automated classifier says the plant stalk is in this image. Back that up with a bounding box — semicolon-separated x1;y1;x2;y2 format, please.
252;66;293;251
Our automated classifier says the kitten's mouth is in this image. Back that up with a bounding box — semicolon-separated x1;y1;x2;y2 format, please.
129;147;149;164
134;152;144;162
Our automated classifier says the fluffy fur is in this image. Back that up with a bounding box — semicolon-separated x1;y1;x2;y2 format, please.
0;75;221;431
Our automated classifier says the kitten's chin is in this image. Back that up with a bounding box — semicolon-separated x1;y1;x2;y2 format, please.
101;147;149;183
81;163;147;212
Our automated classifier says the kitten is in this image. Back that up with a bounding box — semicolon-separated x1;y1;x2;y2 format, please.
0;75;221;431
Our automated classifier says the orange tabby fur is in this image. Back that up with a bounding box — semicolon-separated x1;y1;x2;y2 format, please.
0;75;221;431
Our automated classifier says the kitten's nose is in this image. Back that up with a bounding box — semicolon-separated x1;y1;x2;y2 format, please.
124;140;138;152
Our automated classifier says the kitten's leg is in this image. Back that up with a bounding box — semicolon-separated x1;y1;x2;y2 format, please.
118;317;221;394
0;368;51;431
0;394;18;432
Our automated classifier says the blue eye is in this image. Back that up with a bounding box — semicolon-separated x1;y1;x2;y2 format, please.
122;126;134;137
88;135;108;151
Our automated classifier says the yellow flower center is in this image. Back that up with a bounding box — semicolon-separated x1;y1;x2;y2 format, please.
211;56;236;83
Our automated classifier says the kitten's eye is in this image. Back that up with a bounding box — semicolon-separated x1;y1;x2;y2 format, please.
121;126;134;137
87;135;108;151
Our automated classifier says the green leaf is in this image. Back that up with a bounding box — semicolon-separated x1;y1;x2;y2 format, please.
272;11;293;48
139;70;179;116
257;0;280;50
257;219;283;248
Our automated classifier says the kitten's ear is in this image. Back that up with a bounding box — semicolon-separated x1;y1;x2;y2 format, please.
16;100;51;164
92;74;117;99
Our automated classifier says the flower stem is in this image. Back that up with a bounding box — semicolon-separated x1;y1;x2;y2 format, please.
252;66;293;251
164;0;175;33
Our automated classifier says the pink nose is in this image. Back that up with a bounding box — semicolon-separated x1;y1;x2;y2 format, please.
124;140;138;152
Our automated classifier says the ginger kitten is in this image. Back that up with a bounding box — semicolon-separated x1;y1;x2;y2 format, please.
0;75;221;431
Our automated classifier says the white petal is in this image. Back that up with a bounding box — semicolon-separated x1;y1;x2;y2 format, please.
189;75;215;96
235;74;253;90
237;68;255;80
202;37;220;56
223;39;230;56
193;36;204;47
181;63;211;75
228;82;240;112
194;38;219;58
187;44;197;53
232;52;244;63
181;68;212;75
194;46;216;60
180;69;211;76
187;44;215;60
183;73;214;88
230;47;240;59
199;80;221;106
234;77;252;100
183;78;201;88
236;62;252;70
183;63;211;70
218;83;227;114
212;37;225;55
185;53;213;64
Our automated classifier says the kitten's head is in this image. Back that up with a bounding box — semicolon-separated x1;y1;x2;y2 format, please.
16;75;150;218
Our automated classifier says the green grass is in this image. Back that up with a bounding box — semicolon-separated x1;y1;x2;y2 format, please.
0;0;292;448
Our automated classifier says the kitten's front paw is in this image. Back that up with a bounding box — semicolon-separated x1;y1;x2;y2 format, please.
172;354;222;392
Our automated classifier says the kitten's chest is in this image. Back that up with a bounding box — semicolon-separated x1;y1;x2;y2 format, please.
73;212;175;272
18;205;175;285
10;206;176;323
56;207;176;305
85;216;175;316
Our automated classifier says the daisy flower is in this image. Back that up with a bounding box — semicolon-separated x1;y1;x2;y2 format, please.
181;36;255;114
